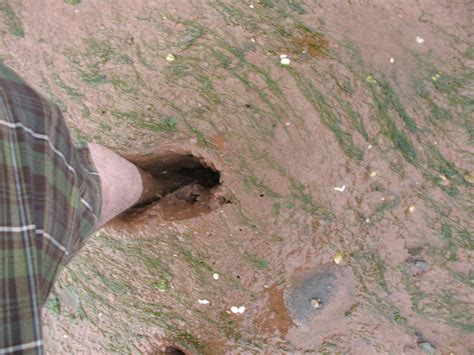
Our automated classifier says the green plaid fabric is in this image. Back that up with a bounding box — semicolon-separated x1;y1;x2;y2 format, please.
0;63;102;354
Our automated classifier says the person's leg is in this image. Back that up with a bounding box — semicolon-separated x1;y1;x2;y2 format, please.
87;143;163;229
88;143;196;229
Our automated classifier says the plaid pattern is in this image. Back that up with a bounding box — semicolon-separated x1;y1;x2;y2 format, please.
0;63;102;354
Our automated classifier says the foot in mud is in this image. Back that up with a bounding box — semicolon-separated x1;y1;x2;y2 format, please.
122;152;221;218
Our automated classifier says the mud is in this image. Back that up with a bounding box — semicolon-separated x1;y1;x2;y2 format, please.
2;0;473;354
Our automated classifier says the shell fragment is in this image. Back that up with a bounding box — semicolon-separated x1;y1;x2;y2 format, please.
334;251;343;264
231;305;246;314
416;36;425;44
166;53;176;62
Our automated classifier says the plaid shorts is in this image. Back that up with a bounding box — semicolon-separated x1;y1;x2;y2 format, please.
0;63;102;354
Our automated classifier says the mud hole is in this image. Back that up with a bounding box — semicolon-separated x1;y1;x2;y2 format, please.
3;0;473;353
120;149;224;221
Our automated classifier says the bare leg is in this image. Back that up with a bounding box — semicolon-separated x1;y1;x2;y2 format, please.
87;143;162;229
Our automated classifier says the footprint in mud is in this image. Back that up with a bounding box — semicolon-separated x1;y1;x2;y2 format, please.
120;149;228;221
284;264;352;327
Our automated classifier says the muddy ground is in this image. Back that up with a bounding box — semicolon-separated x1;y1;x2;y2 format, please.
1;0;473;353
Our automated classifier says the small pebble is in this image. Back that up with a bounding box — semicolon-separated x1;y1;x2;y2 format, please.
213;273;219;280
416;36;425;44
310;298;322;309
334;251;343;264
370;171;377;178
408;205;415;213
463;171;474;184
390;57;395;63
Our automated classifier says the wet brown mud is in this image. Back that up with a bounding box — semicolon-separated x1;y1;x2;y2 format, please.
4;0;472;353
255;284;294;337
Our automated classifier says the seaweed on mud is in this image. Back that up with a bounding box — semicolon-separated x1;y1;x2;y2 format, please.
98;274;131;295
40;75;68;112
64;37;132;86
177;243;214;284
26;0;474;352
173;331;206;353
135;117;178;133
45;293;62;315
289;178;332;220
216;312;265;351
351;251;389;292
457;228;473;250
378;80;418;133
52;73;85;101
111;110;178;133
369;82;418;164
243;174;281;198
289;70;364;161
0;3;24;37
250;146;288;176
244;252;269;270
340;100;369;141
178;25;204;50
187;124;214;147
